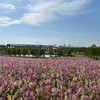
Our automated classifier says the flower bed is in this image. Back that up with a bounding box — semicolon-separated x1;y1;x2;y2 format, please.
0;56;100;100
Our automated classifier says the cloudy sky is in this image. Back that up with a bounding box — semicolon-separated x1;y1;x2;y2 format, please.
0;0;100;47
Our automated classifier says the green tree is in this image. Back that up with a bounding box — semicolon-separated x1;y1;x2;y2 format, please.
36;49;39;57
6;48;12;55
54;49;57;54
81;48;86;55
39;49;45;57
67;49;71;56
73;49;77;54
97;47;100;56
12;48;17;55
22;48;28;56
54;49;57;57
63;49;67;56
16;48;21;56
30;49;36;57
90;44;97;48
57;49;63;57
49;49;53;57
89;47;95;55
78;48;82;54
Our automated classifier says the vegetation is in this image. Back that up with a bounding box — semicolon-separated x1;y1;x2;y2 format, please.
12;48;17;55
66;49;72;56
0;44;99;60
54;49;57;54
0;57;100;99
6;48;12;55
30;49;36;57
48;49;53;57
16;48;21;56
39;49;45;57
57;49;63;57
22;48;28;56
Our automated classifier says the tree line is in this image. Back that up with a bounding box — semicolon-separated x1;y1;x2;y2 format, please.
0;44;100;59
0;48;72;57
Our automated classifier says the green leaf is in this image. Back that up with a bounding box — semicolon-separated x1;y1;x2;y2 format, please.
12;86;19;95
42;91;46;96
30;87;35;91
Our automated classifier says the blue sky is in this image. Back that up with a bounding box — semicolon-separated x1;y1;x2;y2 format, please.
0;0;100;47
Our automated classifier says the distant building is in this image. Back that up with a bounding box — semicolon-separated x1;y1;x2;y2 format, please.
0;44;87;49
0;45;6;48
7;44;55;49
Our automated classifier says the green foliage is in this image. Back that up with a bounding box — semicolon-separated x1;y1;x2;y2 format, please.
78;48;81;54
67;49;71;55
88;47;95;55
39;49;45;56
35;49;39;54
16;48;21;55
12;48;17;55
90;44;97;48
84;44;100;60
22;48;28;56
54;49;57;54
30;49;36;56
49;49;53;56
6;48;12;55
63;49;67;54
57;49;63;57
12;86;19;95
73;49;77;54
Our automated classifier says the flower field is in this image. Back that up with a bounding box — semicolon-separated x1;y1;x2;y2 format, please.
0;56;100;100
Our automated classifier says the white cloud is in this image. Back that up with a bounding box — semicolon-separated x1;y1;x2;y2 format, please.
0;30;2;31
0;0;91;27
73;41;87;47
1;36;98;47
0;3;15;9
0;17;22;27
21;0;91;25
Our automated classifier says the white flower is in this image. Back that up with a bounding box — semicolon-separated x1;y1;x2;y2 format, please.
29;82;33;86
72;94;77;100
67;88;71;93
51;87;57;94
64;96;68;100
43;73;46;78
81;95;85;99
73;76;77;81
14;82;17;86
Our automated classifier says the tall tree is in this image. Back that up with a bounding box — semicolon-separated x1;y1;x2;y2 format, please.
39;49;45;57
90;44;97;48
63;49;67;56
16;48;21;56
73;49;77;54
67;49;71;56
12;48;17;56
57;49;63;57
49;49;53;57
30;49;36;57
54;49;57;54
22;48;28;56
6;48;12;55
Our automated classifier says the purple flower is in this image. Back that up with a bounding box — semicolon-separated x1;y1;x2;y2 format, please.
71;91;76;95
84;97;89;100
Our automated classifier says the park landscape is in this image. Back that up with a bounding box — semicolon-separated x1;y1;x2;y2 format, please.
0;52;100;100
0;0;100;99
